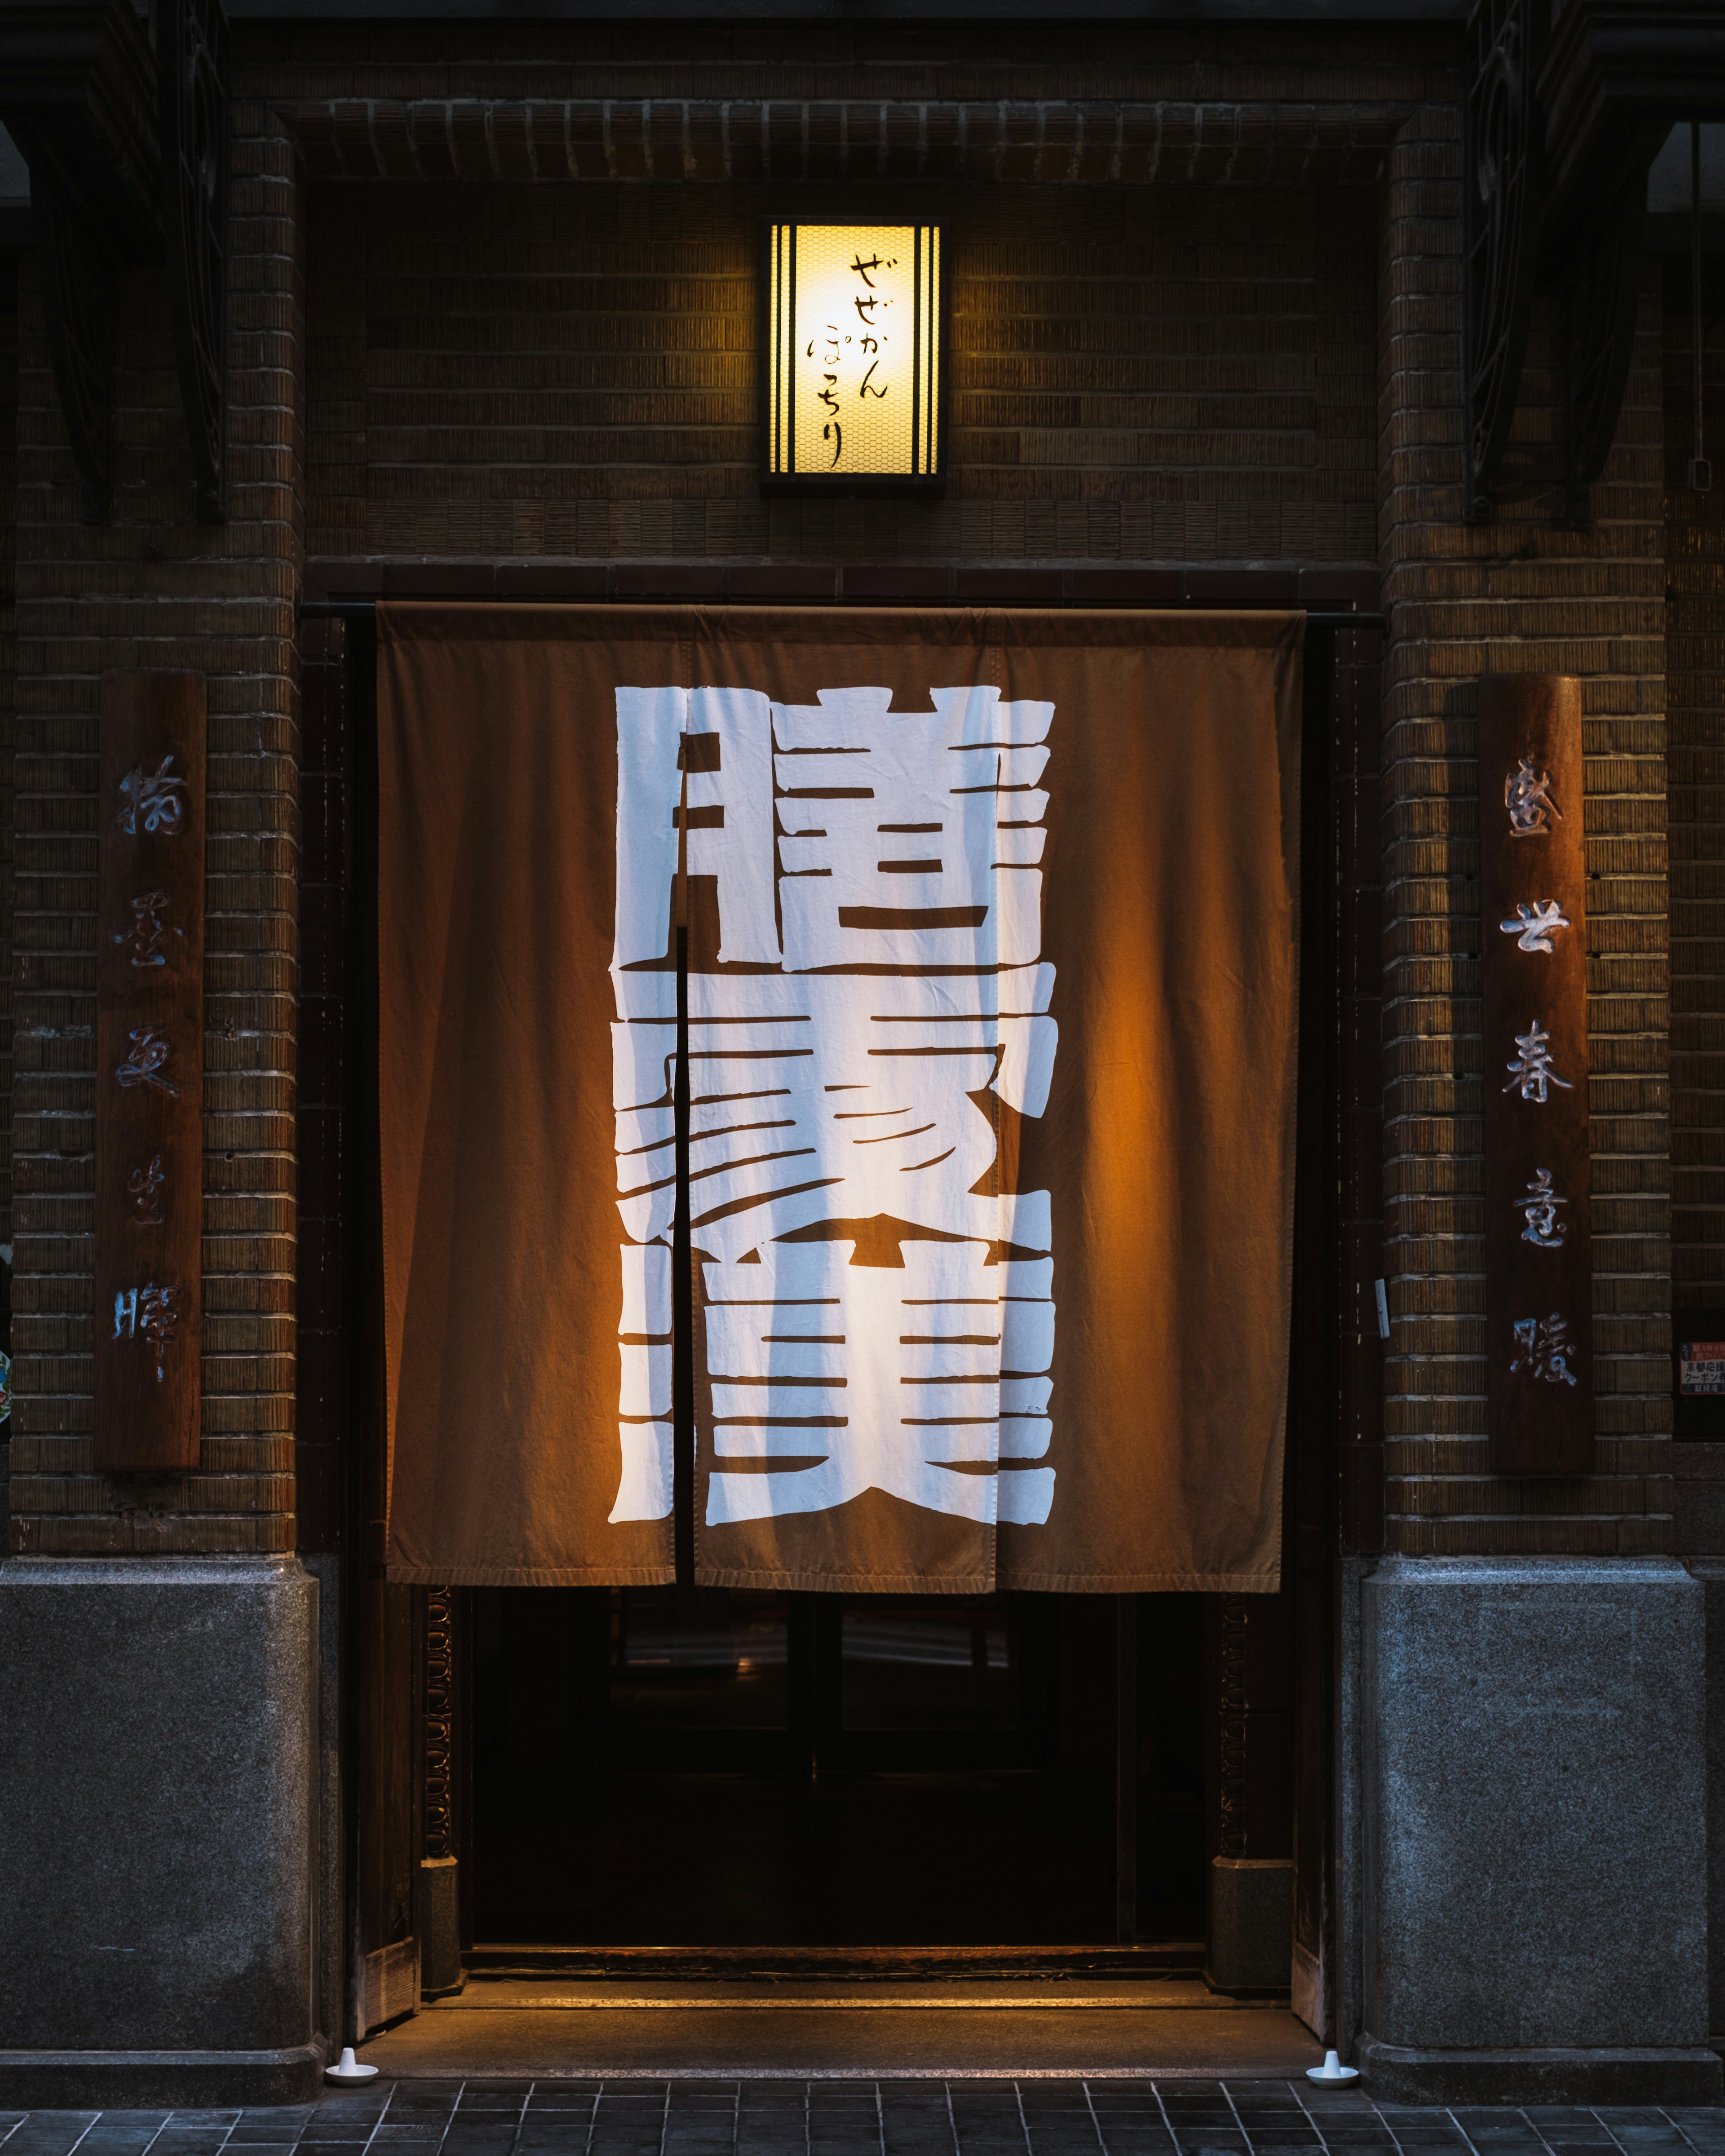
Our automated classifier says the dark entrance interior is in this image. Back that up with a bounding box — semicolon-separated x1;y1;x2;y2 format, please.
470;1587;1205;1948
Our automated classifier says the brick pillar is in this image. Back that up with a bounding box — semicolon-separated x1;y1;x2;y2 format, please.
1354;104;1714;2107
1665;206;1725;2044
0;109;322;2107
1378;117;1670;1559
8;106;304;1554
0;270;17;1509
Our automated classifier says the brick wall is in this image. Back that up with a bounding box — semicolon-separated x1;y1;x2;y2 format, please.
1;267;17;1531
301;176;1379;573
1666;249;1725;1558
1379;94;1672;1554
5;102;305;1555
269;19;1459;579
1667;262;1725;1327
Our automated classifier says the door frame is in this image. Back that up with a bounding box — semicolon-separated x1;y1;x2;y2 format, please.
295;595;1385;2038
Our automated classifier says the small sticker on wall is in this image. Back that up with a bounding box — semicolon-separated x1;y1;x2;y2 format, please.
1680;1341;1725;1396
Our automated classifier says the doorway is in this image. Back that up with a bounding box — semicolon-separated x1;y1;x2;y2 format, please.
300;602;1382;2026
470;1587;1204;1950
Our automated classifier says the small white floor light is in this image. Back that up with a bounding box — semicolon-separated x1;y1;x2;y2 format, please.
326;2046;380;2083
1306;2050;1360;2084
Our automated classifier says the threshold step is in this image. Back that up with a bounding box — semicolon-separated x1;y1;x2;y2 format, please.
465;1944;1207;1982
434;1978;1283;2012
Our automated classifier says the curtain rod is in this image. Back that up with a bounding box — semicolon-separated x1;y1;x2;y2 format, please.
302;598;1386;628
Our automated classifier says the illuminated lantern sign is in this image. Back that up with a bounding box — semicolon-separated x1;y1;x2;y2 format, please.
763;222;944;494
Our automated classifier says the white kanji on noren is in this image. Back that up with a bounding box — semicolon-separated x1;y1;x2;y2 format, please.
606;680;1060;1530
701;1239;1054;1527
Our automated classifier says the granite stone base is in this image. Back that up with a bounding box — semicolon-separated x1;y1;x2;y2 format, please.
0;1556;322;2106
0;2048;326;2109
1206;1857;1292;1993
1359;1557;1718;2106
1356;2041;1725;2107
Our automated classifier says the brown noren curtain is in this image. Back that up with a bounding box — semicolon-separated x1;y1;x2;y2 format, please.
378;604;1301;1590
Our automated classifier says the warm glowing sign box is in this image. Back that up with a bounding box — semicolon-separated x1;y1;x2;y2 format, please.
762;222;946;496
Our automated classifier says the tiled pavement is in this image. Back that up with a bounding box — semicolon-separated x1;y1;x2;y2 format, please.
2;2083;1724;2156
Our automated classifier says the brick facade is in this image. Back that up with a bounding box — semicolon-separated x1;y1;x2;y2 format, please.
0;269;16;1535
0;21;1701;1560
1668;262;1725;1324
4;104;305;1555
1378;97;1672;1553
300;176;1378;573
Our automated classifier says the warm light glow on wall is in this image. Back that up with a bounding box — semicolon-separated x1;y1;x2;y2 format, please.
763;223;944;494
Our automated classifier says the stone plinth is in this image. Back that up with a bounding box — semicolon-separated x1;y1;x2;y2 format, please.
1358;1556;1719;2105
0;1556;321;2106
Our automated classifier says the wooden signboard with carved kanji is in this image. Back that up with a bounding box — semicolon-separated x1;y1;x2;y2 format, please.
94;673;205;1472
1479;674;1594;1476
